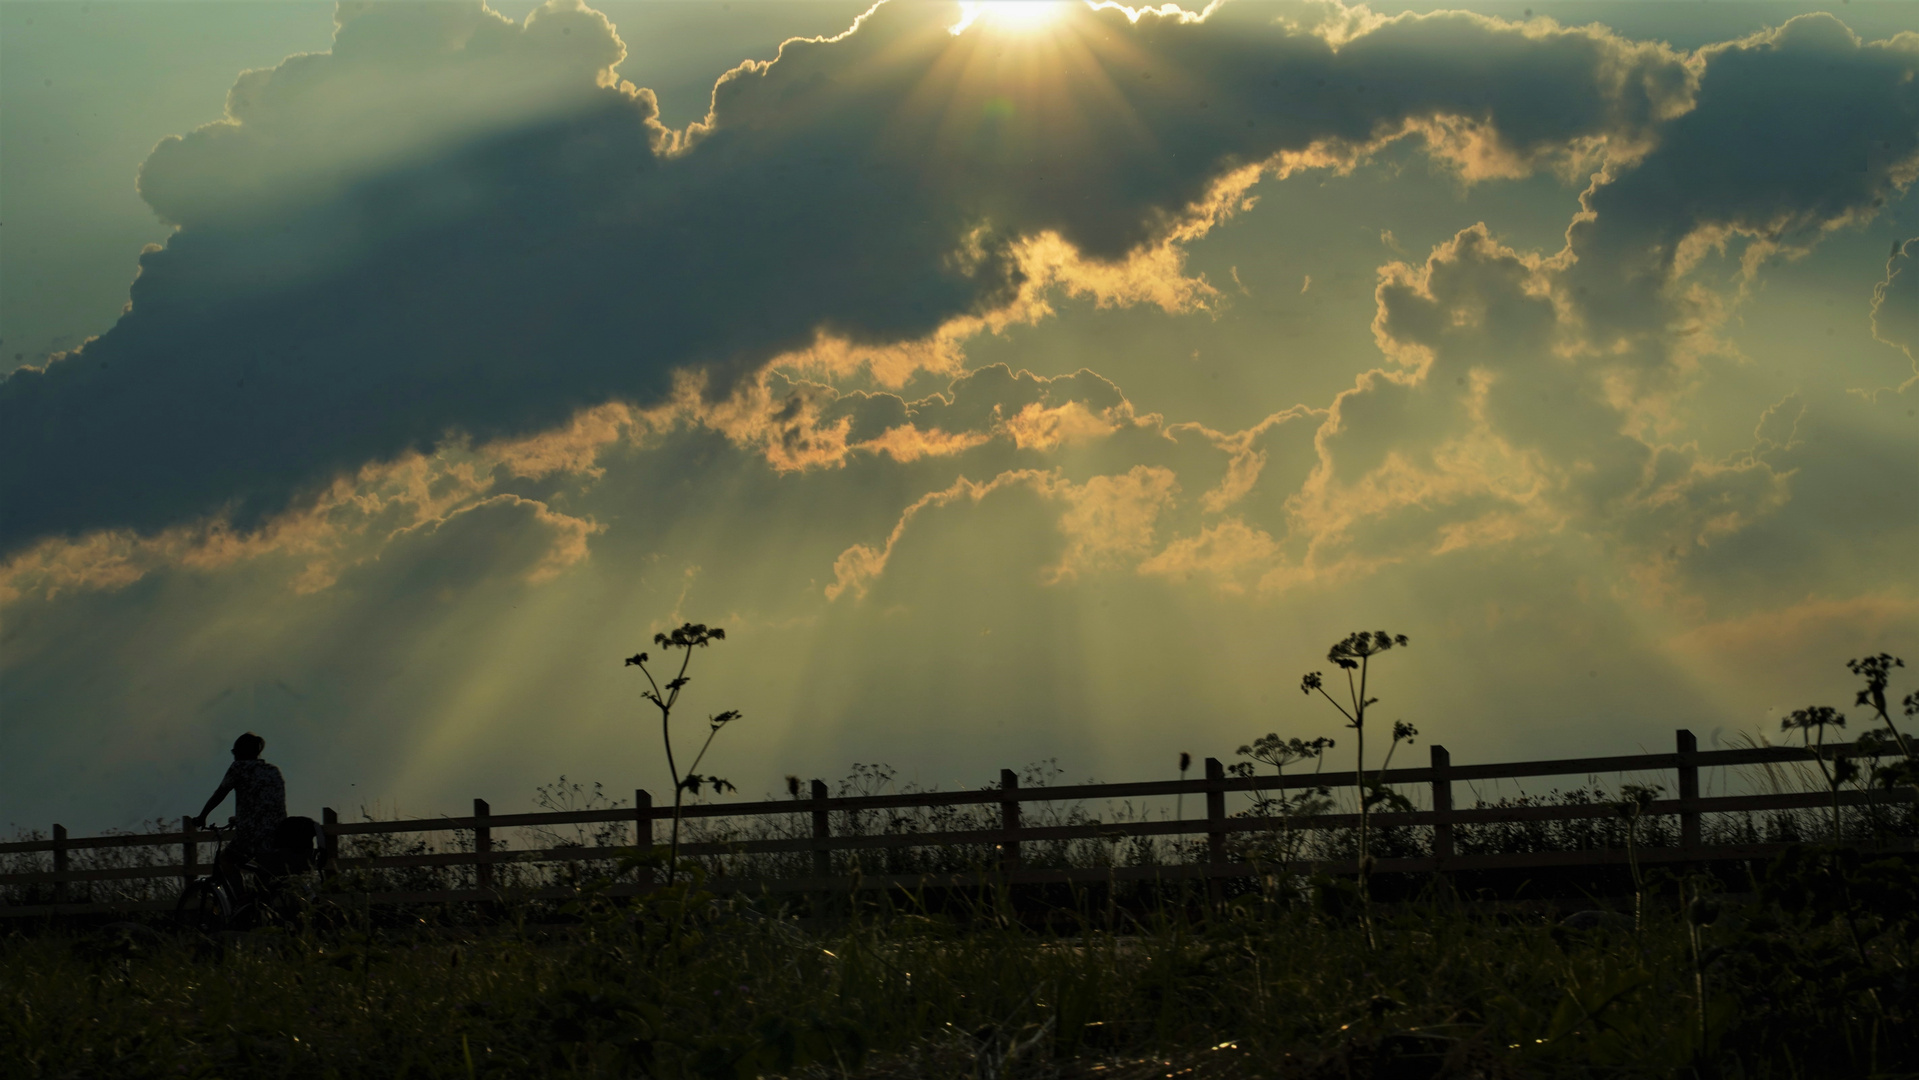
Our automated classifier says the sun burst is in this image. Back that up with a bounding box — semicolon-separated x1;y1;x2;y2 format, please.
951;2;1075;35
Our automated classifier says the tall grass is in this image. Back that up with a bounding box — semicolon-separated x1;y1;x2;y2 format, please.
6;845;1917;1078
6;749;1918;1078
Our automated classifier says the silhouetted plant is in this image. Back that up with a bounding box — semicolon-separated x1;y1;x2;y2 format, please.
1301;629;1409;946
1782;705;1848;842
625;622;739;886
1231;735;1335;881
1847;654;1919;794
1234;734;1335;813
1612;783;1661;934
1848;654;1911;756
1364;721;1420;814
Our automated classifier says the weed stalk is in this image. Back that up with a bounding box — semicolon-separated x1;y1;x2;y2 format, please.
625;622;739;886
1301;630;1408;950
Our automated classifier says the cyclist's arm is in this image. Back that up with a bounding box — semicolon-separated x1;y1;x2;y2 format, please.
194;768;237;827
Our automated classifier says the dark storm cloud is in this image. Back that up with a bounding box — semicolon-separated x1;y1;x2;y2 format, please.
1566;16;1919;361
0;0;1811;559
0;0;1699;558
697;0;1689;259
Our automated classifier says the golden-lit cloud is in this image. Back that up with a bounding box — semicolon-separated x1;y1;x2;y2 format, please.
1048;465;1179;580
1137;516;1280;594
825;469;1049;601
0;447;599;604
858;424;996;464
0;359;1160;605
826;461;1178;598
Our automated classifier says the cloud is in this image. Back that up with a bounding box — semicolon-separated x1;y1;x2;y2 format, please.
826;469;1044;602
1678;390;1919;612
356;493;600;591
137;0;639;232
825;458;1178;598
1145;218;1811;600
0;358;1188;605
1236;14;1919;599
1563;15;1919;382
1137;516;1280;593
1;0;1705;558
0;440;602;604
1050;464;1179;580
1872;237;1919;382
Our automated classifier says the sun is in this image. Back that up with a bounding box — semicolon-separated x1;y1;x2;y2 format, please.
950;2;1075;35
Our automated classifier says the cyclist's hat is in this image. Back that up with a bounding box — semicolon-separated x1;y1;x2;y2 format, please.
233;732;266;759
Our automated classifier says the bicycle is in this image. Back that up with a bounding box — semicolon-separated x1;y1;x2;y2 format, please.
175;821;242;933
175;817;330;934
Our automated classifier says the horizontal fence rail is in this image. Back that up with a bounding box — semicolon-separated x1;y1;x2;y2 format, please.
4;731;1915;917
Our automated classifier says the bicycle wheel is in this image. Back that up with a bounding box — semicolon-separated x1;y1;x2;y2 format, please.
175;878;231;934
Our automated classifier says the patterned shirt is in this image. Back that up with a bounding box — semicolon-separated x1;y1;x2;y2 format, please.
213;759;287;858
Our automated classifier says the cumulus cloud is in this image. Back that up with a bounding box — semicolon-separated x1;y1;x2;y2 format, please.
1191;17;1919;599
1180;223;1789;598
0;358;1187;605
2;0;1708;558
1873;237;1919;379
137;0;638;232
1563;15;1919;384
0;441;598;605
360;493;601;591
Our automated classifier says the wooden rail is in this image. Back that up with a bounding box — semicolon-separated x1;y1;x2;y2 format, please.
3;731;1913;917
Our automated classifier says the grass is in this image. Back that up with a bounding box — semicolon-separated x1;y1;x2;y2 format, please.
5;845;1918;1079
7;753;1917;1078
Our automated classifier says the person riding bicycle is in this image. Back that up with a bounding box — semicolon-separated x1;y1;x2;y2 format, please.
192;732;287;893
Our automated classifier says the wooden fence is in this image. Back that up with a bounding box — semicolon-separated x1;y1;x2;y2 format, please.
3;730;1914;918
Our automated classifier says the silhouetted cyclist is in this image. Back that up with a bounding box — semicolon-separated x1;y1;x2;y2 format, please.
193;732;287;894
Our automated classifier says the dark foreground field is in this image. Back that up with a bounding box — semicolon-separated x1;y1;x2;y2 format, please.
6;846;1918;1080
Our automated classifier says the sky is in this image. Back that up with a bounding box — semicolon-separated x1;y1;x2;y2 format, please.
2;0;1916;835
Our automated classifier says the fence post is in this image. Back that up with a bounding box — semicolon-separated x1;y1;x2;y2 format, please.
1677;729;1700;852
52;824;69;905
634;789;653;848
1000;769;1022;878
810;780;831;880
1205;758;1226;907
474;798;493;892
321;807;338;872
182;815;198;896
1430;745;1454;861
809;779;833;920
632;789;654;890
